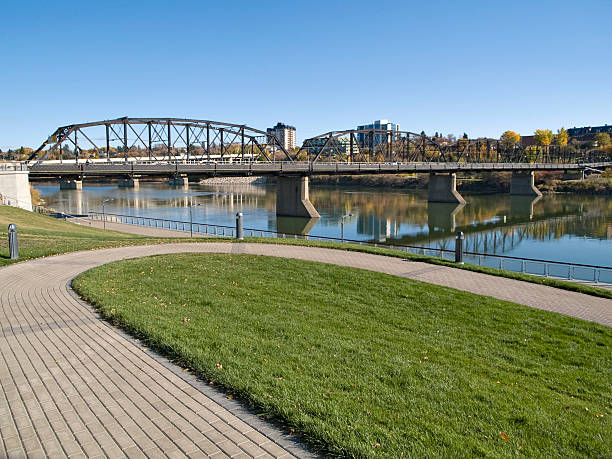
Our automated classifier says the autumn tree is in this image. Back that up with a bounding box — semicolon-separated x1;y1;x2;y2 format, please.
534;129;553;146
500;130;520;148
555;127;569;146
594;132;611;146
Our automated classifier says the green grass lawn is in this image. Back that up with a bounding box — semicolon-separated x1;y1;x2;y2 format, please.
0;205;209;267
73;253;612;458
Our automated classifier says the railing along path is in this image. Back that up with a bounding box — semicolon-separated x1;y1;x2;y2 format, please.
86;211;612;288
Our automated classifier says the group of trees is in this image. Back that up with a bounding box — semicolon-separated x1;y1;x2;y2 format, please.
594;133;611;147
500;128;611;149
0;147;33;161
500;128;570;147
533;128;569;146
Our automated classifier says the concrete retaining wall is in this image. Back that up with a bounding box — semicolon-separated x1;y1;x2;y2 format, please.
0;166;32;211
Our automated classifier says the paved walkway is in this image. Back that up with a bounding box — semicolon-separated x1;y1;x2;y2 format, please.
1;243;610;458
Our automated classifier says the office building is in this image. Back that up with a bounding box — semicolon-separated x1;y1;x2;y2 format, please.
356;120;400;147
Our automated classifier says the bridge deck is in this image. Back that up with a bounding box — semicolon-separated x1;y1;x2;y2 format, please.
28;161;612;178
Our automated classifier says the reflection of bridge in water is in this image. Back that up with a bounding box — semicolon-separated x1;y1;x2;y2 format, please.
345;195;611;254
44;183;271;217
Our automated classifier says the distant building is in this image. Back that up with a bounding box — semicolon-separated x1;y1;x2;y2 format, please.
307;137;359;156
568;124;612;138
356;120;399;147
266;122;296;150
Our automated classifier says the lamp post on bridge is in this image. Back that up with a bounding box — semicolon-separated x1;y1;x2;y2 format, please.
340;213;353;242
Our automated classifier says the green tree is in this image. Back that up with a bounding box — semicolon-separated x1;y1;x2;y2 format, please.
594;132;611;146
500;130;521;148
555;128;569;146
534;129;553;146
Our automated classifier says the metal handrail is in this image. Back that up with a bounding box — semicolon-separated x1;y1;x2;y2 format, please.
88;211;612;274
0;162;28;171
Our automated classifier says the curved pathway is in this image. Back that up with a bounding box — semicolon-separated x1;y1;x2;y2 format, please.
1;243;610;458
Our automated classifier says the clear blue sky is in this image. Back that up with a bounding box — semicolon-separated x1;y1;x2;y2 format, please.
1;0;611;150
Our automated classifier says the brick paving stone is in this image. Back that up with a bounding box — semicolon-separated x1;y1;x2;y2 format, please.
26;449;47;459
5;449;27;459
2;240;609;458
80;442;104;458
261;441;293;457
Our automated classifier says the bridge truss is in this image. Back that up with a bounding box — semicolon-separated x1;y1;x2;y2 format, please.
28;117;293;163
297;129;442;163
297;129;609;164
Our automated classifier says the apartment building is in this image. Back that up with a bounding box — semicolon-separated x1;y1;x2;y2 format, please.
267;122;296;150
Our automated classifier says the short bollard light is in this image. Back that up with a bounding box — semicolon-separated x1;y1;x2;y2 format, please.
236;212;244;240
8;224;18;260
455;231;464;264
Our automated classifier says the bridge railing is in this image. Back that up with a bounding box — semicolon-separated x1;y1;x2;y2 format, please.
86;211;612;288
0;162;28;171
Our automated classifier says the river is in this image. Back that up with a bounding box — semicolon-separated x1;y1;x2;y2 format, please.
34;181;612;268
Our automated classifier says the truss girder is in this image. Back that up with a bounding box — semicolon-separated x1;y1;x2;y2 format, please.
298;129;601;164
28;117;292;163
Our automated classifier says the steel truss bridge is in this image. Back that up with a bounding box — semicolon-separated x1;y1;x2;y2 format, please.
28;117;292;164
25;118;612;179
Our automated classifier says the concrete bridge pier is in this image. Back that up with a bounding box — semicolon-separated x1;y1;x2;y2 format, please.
427;173;466;204
118;177;139;188
510;171;542;196
168;175;188;187
59;180;82;190
276;175;320;218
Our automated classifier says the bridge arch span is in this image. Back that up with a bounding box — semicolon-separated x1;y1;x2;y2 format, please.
28;117;293;163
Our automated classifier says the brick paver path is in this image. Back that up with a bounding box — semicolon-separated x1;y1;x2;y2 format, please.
1;242;610;458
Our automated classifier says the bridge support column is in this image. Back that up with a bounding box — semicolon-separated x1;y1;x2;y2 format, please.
510;171;542;196
168;175;188;187
276;176;320;218
60;180;82;190
427;173;466;204
118;178;139;188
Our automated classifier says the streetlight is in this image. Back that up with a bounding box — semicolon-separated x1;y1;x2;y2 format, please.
101;198;114;230
340;213;353;241
188;202;202;238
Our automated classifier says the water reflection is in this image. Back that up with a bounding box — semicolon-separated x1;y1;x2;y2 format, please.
427;202;466;233
509;195;542;220
276;217;318;235
35;181;612;266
